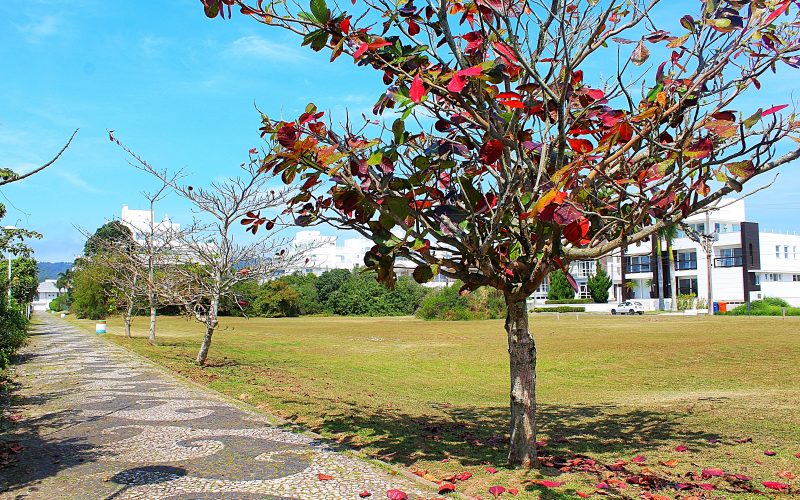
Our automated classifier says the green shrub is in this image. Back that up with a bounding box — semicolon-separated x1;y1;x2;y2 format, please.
725;299;800;316
587;261;612;303
416;283;505;320
254;279;301;317
533;306;585;313
0;297;28;369
49;294;69;312
547;271;575;301
545;298;592;304
676;293;697;311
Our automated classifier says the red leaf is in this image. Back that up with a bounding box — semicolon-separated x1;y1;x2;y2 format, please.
407;19;420;36
359;492;372;498
507;488;518;496
764;450;777;456
480;139;504;164
498;100;525;109
386;490;408;500
564;218;590;245
353;42;369;60
318;473;334;481
702;468;725;478
489;485;506;497
493;41;519;65
567;138;593;154
485;467;498;474
340;17;351;34
585;88;605;100
576;492;590;498
698;483;716;491
438;482;456;494
632;455;646;463
409;74;425;103
447;65;484;93
765;0;791;24
456;472;473;481
762;481;790;491
674;445;688;452
795;452;800;458
496;92;522;100
534;480;563;488
777;470;797;480
761;104;788;117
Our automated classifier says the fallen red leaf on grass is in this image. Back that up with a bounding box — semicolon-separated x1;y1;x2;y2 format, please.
674;445;688;452
387;490;408;500
596;482;609;489
485;467;498;474
735;437;752;443
359;492;372;498
675;483;692;490
632;455;646;463
456;472;473;481
7;414;21;422
489;485;506;497
659;459;679;467
576;492;591;498
507;488;518;496
442;474;457;482
702;468;724;478
534;480;563;488
698;483;715;491
438;482;455;494
729;474;752;482
762;481;790;491
795;452;800;459
317;473;334;481
764;450;777;456
777;470;797;480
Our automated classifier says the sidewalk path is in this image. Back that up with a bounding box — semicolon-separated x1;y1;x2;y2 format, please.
0;315;431;499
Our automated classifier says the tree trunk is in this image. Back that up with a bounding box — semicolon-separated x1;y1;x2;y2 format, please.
654;236;664;311
505;295;537;468
196;295;219;366
124;306;132;338
667;240;678;311
148;295;157;345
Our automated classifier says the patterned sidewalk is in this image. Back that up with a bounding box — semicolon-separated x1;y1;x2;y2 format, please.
0;315;432;499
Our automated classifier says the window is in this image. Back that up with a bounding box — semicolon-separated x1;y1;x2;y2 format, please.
716;247;743;267
785;246;790;259
793;275;800;282
625;255;651;273
579;282;591;299
776;245;781;258
795;246;798;259
732;224;741;232
676;251;698;270
678;278;698;295
762;273;783;282
575;260;595;278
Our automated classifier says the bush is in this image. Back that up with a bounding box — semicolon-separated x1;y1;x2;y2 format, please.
316;269;352;308
547;271;575;301
533;306;585;313
253;279;301;317
0;297;28;369
282;273;323;315
726;298;800;316
70;262;111;320
49;294;69;312
587;261;612;303
676;293;697;311
416;283;506;320
327;273;426;316
545;298;592;304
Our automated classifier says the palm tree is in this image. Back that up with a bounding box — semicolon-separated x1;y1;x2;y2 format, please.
55;269;73;292
661;224;679;311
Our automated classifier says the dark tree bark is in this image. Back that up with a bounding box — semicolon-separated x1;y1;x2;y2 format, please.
505;295;537;468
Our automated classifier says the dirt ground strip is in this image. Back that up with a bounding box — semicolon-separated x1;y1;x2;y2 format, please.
0;315;433;499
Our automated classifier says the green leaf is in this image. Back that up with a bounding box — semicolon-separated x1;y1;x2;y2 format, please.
412;264;434;284
392;119;405;144
310;0;329;23
379;212;396;230
743;109;762;129
367;151;383;166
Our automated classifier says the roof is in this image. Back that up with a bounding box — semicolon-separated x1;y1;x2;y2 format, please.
37;280;63;293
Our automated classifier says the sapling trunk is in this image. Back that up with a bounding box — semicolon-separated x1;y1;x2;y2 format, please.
196;295;219;366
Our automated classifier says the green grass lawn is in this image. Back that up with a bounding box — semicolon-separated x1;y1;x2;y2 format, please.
63;313;800;498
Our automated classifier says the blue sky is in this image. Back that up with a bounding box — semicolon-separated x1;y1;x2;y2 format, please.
1;0;799;262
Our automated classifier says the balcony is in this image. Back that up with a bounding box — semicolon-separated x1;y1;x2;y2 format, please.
715;256;743;268
623;264;651;273
675;259;698;271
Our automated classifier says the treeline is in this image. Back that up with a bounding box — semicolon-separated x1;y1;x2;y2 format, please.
0;256;39;368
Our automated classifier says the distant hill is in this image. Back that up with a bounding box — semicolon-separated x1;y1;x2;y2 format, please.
37;262;72;282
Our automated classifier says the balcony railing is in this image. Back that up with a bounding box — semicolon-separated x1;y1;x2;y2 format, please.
623;264;651;273
675;260;698;270
714;256;743;268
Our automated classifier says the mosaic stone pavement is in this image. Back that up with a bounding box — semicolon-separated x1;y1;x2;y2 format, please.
0;315;433;499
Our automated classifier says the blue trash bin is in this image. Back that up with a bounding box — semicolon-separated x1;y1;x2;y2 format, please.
713;302;719;313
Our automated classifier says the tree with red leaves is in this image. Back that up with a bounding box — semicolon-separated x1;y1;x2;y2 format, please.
201;0;800;466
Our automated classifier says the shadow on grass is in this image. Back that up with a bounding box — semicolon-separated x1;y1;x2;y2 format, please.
283;398;722;467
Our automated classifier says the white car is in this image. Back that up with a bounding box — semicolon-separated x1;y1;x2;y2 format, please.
611;301;645;315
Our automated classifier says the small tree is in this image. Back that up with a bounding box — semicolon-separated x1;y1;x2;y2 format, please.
547;271;575;301
587;261;612;304
203;0;800;466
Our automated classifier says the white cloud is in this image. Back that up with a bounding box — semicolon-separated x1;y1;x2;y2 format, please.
54;170;100;194
227;35;308;62
17;15;61;42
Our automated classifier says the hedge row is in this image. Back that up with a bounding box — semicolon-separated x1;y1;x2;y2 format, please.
544;298;592;304
532;306;586;313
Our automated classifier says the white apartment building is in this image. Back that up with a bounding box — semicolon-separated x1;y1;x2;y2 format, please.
120;205;181;246
551;198;800;307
